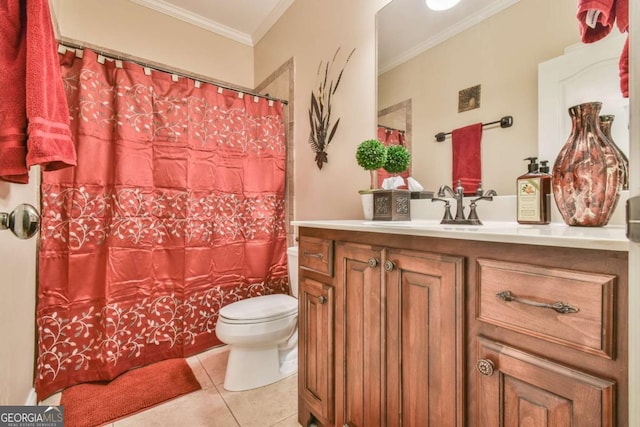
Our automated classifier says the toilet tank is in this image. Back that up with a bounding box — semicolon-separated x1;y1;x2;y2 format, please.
287;246;299;298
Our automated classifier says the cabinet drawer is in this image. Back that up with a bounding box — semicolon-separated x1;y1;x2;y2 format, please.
299;236;334;276
477;258;616;358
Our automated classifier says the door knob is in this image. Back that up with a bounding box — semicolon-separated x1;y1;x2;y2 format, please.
477;358;495;376
368;258;379;268
384;260;396;271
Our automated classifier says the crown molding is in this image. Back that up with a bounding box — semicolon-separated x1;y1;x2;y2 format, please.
379;0;520;74
129;0;253;46
252;0;295;44
130;0;294;46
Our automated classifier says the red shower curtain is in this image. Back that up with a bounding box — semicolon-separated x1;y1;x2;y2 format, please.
377;126;409;188
35;49;288;399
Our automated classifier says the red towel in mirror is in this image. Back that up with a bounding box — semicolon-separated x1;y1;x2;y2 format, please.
577;0;616;43
452;123;482;196
616;0;628;32
576;0;628;98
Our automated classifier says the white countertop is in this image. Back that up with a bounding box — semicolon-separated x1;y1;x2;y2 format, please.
291;219;629;252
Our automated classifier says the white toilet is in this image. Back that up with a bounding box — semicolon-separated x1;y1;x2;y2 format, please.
215;246;299;391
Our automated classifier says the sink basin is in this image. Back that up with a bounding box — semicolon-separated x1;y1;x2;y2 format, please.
363;220;520;230
363;220;439;228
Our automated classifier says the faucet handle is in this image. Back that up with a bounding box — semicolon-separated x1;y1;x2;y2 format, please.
431;197;454;222
471;194;495;203
467;201;482;225
467;191;497;225
472;187;497;202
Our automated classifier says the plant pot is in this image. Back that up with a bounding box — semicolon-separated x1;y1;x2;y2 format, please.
360;192;374;220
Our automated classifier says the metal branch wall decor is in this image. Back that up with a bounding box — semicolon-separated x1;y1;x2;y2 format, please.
308;47;356;169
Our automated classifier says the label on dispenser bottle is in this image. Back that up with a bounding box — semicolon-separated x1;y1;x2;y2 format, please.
517;177;542;222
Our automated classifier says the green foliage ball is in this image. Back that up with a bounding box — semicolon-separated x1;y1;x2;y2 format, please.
356;139;387;171
384;145;411;174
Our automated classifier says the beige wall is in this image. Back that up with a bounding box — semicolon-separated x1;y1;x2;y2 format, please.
255;0;392;221
378;0;579;196
50;0;254;88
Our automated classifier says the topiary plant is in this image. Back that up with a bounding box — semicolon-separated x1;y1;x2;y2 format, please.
383;144;411;175
356;139;387;190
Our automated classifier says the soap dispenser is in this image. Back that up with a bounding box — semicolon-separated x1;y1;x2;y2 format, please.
517;157;551;224
538;160;552;223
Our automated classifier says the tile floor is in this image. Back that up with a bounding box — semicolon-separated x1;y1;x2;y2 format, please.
40;346;300;427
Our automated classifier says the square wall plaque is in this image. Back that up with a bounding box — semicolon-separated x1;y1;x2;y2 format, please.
458;84;481;112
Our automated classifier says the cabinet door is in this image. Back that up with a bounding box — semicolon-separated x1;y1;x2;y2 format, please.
385;249;465;427
477;337;615;427
335;242;384;427
299;277;334;425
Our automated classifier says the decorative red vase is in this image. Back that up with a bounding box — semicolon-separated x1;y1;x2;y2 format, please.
599;114;629;191
552;102;623;226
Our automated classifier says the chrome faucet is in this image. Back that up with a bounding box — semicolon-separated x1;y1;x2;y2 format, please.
432;181;496;225
437;181;466;221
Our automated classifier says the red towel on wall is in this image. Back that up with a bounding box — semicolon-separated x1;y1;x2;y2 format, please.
452;123;482;196
0;1;29;183
0;0;76;184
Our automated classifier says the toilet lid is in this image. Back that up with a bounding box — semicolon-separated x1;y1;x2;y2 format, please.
219;294;297;322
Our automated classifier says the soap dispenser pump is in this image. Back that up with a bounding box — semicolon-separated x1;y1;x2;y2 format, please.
517;157;551;224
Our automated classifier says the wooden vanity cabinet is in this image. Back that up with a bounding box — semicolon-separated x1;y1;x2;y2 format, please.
334;242;384;426
298;236;335;426
334;242;464;426
383;248;464;426
472;253;627;426
476;337;616;426
299;229;465;426
296;227;628;427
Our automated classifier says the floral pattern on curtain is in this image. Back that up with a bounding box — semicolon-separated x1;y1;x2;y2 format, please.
377;126;409;188
35;49;288;399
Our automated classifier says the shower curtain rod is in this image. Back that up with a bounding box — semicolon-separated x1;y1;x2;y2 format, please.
57;37;289;106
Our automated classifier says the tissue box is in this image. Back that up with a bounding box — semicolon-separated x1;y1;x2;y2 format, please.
372;189;411;221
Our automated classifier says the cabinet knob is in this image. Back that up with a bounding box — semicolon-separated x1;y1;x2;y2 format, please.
384;260;396;272
477;358;495;376
318;295;327;304
368;258;379;268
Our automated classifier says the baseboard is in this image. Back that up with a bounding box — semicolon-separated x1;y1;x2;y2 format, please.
24;388;37;406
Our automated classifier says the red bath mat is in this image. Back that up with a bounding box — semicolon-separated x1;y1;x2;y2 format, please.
60;358;201;426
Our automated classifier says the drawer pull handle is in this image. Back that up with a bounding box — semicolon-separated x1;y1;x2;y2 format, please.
368;258;379;268
496;290;579;314
384;260;396;272
477;359;495;376
318;295;327;304
303;251;324;259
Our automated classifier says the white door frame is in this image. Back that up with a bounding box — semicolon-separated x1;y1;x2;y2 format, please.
628;1;639;425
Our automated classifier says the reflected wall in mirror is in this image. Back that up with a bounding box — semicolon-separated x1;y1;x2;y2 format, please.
377;0;629;196
378;99;412;186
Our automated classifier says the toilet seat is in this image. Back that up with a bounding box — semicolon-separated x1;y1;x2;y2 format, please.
219;294;297;325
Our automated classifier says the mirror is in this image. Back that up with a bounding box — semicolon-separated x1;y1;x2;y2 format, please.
0;203;41;239
377;0;629;196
